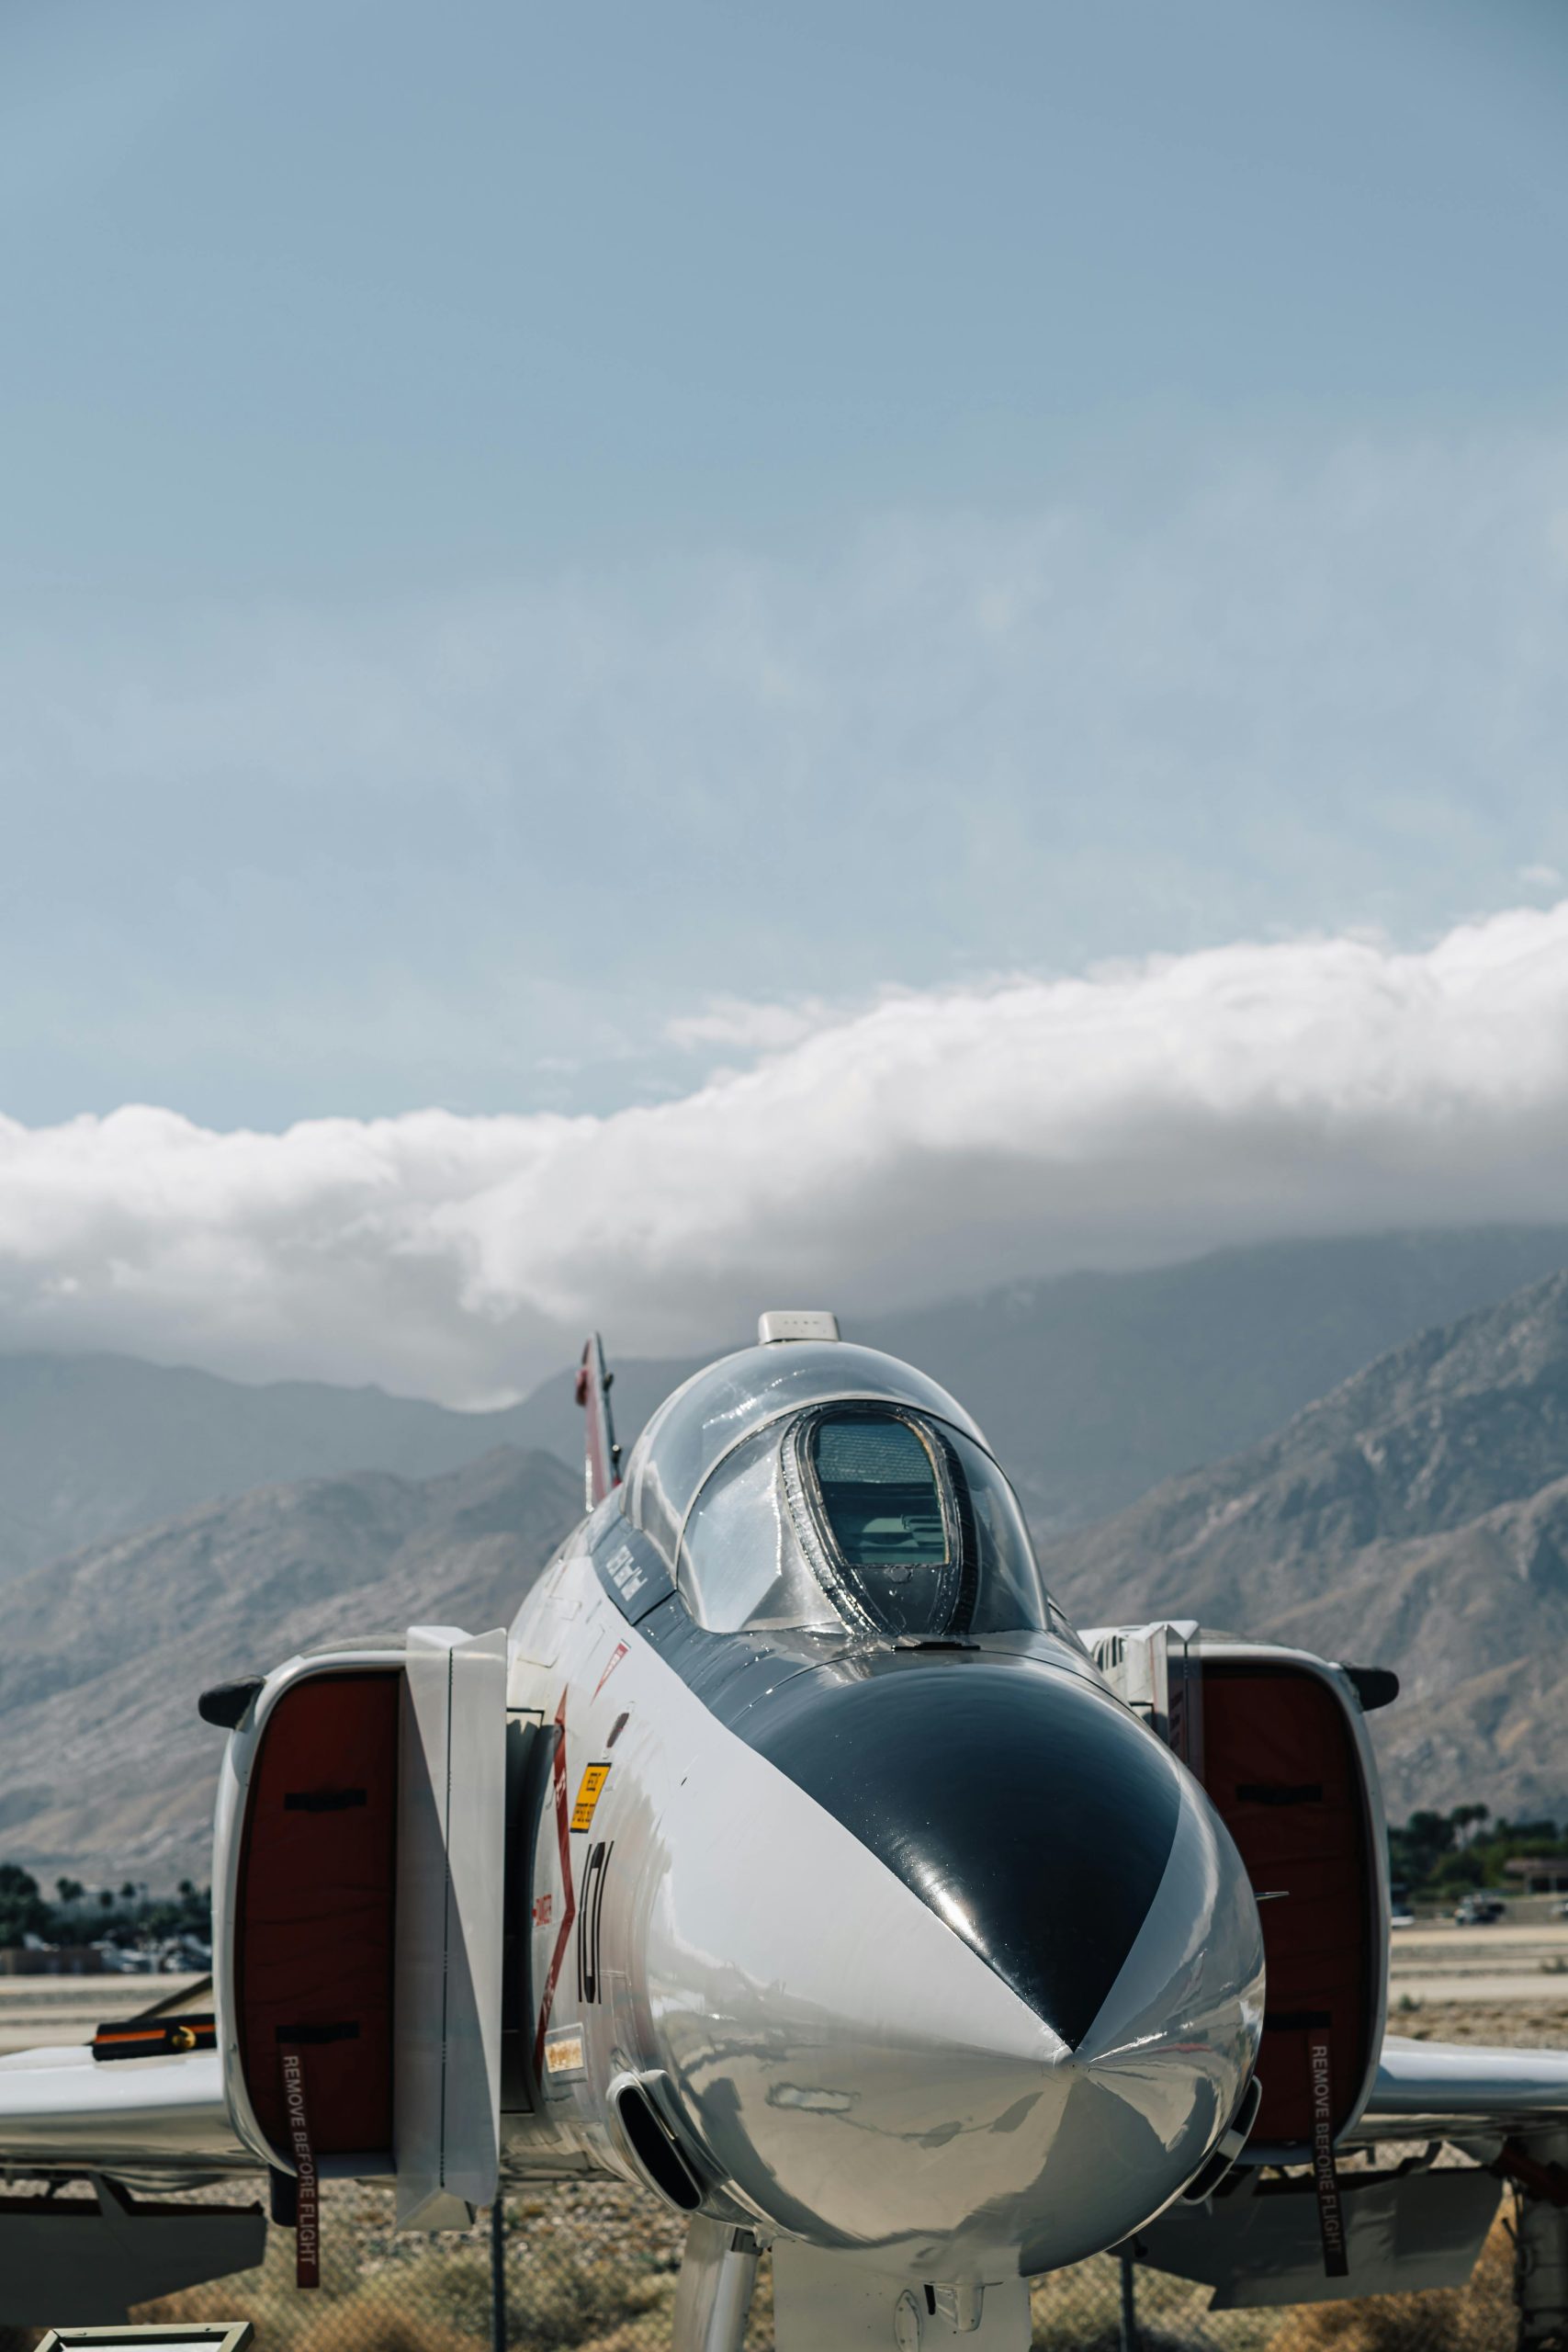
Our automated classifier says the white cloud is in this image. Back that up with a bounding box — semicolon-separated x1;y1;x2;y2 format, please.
664;996;836;1055
4;901;1568;1402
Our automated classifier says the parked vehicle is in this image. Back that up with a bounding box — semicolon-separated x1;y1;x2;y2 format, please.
1453;1894;1507;1925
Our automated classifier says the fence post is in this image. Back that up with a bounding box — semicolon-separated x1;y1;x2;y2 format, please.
1118;2251;1140;2352
491;2193;507;2352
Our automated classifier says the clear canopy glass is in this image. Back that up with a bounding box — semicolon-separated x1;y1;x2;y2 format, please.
622;1341;987;1566
621;1340;1077;1645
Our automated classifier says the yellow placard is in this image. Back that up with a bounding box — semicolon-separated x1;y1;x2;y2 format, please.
545;2027;585;2076
570;1761;611;1833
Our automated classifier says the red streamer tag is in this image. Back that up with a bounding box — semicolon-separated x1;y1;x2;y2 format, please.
280;2049;321;2290
1308;2035;1348;2278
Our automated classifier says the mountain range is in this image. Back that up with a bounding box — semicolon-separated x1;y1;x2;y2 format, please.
0;1446;582;1883
1045;1269;1568;1823
4;1223;1567;1584
6;1223;1568;1879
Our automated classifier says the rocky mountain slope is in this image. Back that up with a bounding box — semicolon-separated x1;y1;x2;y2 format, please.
507;1225;1568;1527
0;1351;552;1582
0;1445;581;1884
2;1227;1564;1585
10;1232;1568;1877
1043;1271;1568;1822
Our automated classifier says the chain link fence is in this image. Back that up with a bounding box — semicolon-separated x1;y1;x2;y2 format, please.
82;2169;1519;2352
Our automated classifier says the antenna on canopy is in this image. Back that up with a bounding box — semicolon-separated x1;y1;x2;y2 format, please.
575;1332;621;1512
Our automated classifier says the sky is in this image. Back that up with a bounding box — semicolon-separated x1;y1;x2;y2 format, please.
3;0;1568;1394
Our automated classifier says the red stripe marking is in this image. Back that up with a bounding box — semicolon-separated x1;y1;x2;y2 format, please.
592;1641;628;1700
533;1690;578;2080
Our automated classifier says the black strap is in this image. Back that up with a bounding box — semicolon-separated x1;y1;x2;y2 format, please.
93;2013;217;2062
1236;1782;1324;1805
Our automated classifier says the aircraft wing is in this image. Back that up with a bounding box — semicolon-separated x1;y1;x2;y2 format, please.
0;1972;250;2182
1134;2033;1568;2311
0;2038;250;2179
1353;2033;1568;2143
0;2041;263;2324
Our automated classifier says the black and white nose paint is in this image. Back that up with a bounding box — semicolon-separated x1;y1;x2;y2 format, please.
746;1656;1185;2052
640;1645;1265;2278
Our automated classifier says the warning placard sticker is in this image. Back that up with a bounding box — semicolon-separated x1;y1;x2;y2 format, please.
570;1761;611;1833
545;2025;586;2079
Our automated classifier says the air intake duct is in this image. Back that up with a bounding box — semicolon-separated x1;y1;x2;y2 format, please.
608;2074;705;2213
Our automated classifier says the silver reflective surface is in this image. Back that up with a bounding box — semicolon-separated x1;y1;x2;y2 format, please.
637;1660;1265;2279
623;1342;987;1566
0;2046;250;2176
671;1395;1069;1640
676;1421;837;1632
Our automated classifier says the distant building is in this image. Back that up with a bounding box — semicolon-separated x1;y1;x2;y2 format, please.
1505;1859;1568;1895
0;1945;105;1976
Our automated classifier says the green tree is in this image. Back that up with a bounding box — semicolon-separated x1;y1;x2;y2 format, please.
0;1864;51;1946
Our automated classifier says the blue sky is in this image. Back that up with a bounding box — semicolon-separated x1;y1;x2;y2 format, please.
4;1;1568;1389
7;0;1568;589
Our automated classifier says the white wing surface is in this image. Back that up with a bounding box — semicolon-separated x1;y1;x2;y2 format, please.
0;2040;250;2179
1355;2034;1568;2141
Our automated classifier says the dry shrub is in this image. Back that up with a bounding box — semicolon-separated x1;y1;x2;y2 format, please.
134;2216;360;2349
289;2297;483;2352
128;2185;680;2352
140;2263;487;2352
1030;2249;1273;2352
1268;2214;1514;2352
571;2327;674;2352
745;2250;774;2352
498;2246;670;2348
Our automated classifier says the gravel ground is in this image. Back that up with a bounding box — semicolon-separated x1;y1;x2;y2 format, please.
1387;1995;1568;2046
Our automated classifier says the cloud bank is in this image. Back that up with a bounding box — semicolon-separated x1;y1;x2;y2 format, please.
4;901;1568;1401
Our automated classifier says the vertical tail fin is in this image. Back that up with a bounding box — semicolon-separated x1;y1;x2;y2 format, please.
574;1333;621;1511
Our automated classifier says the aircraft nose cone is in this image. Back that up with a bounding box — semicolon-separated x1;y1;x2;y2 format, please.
644;1655;1264;2275
749;1657;1192;2051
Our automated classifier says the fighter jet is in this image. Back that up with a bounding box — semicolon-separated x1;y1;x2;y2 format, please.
4;1313;1568;2351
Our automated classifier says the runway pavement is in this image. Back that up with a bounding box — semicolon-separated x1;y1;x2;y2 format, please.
0;1972;208;2056
1390;1918;1568;2005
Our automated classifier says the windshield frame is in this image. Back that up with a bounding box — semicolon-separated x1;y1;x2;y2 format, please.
789;1403;972;1638
624;1340;987;1567
670;1394;1065;1645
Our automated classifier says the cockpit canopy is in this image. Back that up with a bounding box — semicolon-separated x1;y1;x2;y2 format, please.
621;1340;1075;1642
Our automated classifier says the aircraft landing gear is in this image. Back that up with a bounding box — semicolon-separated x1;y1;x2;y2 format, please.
769;2243;1030;2352
1499;2130;1568;2352
672;2218;761;2352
